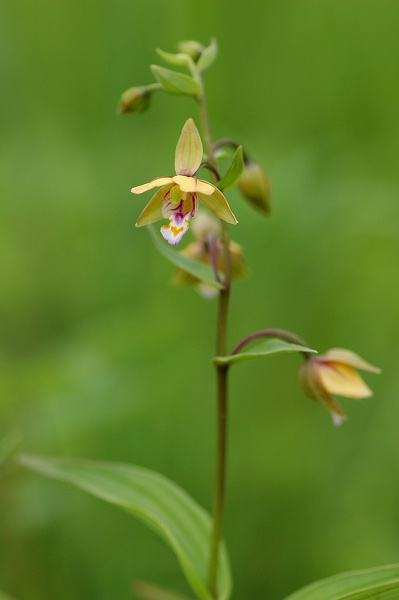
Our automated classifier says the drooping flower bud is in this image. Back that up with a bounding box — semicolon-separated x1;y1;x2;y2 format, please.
118;86;151;114
238;160;271;216
300;348;381;425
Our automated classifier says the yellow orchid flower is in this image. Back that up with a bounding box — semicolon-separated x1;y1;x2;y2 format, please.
300;348;381;425
131;118;237;246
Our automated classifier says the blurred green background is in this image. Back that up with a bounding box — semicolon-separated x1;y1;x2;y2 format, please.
1;1;399;599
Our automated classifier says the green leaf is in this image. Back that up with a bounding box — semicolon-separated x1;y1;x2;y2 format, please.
213;338;316;366
19;455;232;600
0;591;17;600
216;146;244;191
151;65;201;97
148;226;224;290
0;429;22;466
197;38;218;72
156;48;196;72
133;580;194;600
283;564;399;600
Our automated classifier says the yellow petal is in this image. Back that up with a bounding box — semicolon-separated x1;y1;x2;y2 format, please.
174;118;203;176
196;178;217;195
135;184;173;227
172;175;214;195
308;359;347;425
321;348;381;374
301;362;347;421
198;188;238;225
131;177;174;194
317;362;373;399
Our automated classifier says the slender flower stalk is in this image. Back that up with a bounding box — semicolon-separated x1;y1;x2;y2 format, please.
197;77;232;599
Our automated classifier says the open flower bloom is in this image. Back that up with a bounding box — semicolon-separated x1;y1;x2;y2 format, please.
300;348;381;425
131;118;237;246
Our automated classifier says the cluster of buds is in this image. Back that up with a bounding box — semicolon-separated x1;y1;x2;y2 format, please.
173;212;247;298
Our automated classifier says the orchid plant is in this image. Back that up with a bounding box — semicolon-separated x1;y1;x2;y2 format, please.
9;38;399;600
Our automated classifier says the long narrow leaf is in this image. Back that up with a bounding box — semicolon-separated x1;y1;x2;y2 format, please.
283;564;399;600
0;429;22;465
0;591;17;600
133;580;194;600
19;455;232;600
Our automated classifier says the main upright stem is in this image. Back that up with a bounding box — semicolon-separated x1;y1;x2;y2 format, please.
197;82;232;599
208;266;230;598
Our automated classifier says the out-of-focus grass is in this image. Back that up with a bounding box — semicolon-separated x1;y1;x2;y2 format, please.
1;1;399;599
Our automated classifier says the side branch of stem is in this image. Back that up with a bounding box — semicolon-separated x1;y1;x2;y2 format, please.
231;328;311;357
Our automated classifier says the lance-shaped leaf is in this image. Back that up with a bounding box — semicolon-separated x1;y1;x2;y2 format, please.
216;146;244;191
151;65;201;97
19;455;232;600
213;338;316;366
197;39;218;72
133;580;194;600
0;591;17;600
283;564;399;600
148;226;224;290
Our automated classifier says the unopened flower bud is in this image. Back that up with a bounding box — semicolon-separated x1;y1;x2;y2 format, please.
238;160;271;216
229;241;248;279
300;348;381;425
118;86;151;114
191;211;221;241
177;40;205;61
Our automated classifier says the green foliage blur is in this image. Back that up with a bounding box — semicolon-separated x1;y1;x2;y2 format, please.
1;1;399;599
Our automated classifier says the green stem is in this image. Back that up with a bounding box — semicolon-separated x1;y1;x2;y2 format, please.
198;85;217;173
197;76;231;599
208;262;230;598
212;138;251;163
